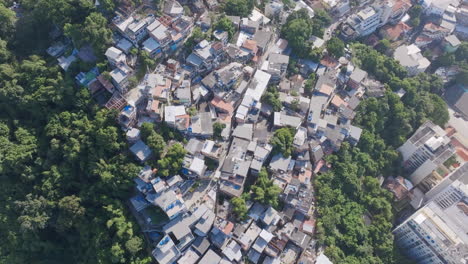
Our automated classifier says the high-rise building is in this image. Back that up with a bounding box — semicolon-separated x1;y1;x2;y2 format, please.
398;121;455;189
340;0;411;39
393;173;468;264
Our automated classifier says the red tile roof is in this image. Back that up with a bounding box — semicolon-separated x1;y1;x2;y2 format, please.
331;95;347;108
242;40;258;53
382;22;411;40
456;148;468;162
176;114;190;129
211;97;234;114
392;0;411;12
319;83;333;96
211;41;224;51
366;34;380;47
97;74;115;93
320;55;338;68
223;222;234;234
298;169;312;184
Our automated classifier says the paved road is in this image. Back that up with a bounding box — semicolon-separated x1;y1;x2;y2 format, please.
448;107;468;139
324;20;342;41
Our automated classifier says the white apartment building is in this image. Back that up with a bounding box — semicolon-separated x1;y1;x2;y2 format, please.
398;121;455;187
393;174;468;264
357;7;382;36
394;44;431;76
264;0;284;18
421;0;460;17
105;46;126;67
341;0;411;38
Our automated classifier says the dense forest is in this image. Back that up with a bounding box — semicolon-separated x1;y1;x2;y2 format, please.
0;0;453;263
0;0;153;263
313;44;449;264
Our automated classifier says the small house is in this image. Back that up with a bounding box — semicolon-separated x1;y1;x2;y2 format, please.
105;46;126;66
130;140;152;162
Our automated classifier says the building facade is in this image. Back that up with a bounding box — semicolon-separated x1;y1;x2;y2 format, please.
398;121;455;187
393;175;468;264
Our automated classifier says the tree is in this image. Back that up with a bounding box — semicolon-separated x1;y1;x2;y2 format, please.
427;94;449;127
56;195;85;231
251;168;282;208
0;3;16;39
410;17;420;27
213;122;226;140
146;131;166;158
408;4;422;18
314;143;398;263
231;197;247;220
308;47;323;61
187;106;197;116
311;9;331;36
326;37;345;58
214;15;236;40
455;42;468;60
95;126;120;153
261;85;282;111
125;236;143;255
375;39;391;54
290;99;300;112
14;194;52;233
157;143;187;177
287;58;299;76
313;9;331;27
185;26;205;50
111;243;126;263
304;73;316;94
140;122;155;140
408;4;422;27
435;52;455;68
0;38;11;63
270;127;295;157
98;0;116;13
0;32;150;263
139;50;156;71
139;122;166;159
64;12;112;53
281;11;313;57
224;0;253;17
457;66;468;85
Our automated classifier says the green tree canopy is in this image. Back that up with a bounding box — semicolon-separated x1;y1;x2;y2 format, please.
0;3;16;39
14;194;52;233
157;143;187;177
251;168;282;208
213;122;226;140
214;15;236;40
270;127;295;157
0;13;152;263
281;9;313;57
375;39;391;54
55;195;85;232
352;43;449;129
64;12;112;53
326;37;345;58
304;73;317;94
311;9;331;36
261;85;282;112
231;196;247;220
408;4;422;27
315;143;397;263
146;131;166;158
223;0;253;17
